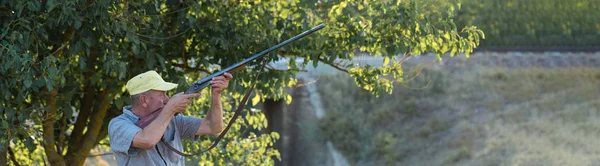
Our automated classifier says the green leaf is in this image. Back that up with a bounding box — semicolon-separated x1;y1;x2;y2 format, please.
0;28;8;39
252;94;260;106
45;77;53;91
46;0;56;12
82;37;92;47
75;19;82;29
27;1;41;12
383;57;390;66
285;94;292;104
5;108;14;119
18;113;25;122
280;9;290;19
146;52;155;69
49;67;57;78
79;55;86;70
25;137;35;153
119;62;127;80
156;54;166;69
34;78;45;88
24;79;32;88
132;44;139;55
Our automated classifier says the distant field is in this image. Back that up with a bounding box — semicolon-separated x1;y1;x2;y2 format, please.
316;52;600;165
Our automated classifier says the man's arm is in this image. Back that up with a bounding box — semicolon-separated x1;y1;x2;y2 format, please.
197;73;231;135
132;93;198;149
131;108;175;150
197;94;224;135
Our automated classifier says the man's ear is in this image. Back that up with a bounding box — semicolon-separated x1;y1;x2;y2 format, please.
140;95;148;108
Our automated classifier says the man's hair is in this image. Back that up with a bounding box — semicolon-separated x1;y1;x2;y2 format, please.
130;91;150;107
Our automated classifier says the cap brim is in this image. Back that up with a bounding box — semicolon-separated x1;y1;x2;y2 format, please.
152;82;178;91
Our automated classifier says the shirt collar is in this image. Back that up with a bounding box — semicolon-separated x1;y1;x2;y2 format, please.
122;105;141;122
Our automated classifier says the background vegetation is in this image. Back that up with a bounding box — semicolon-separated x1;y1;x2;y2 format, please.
317;52;600;165
309;0;600;164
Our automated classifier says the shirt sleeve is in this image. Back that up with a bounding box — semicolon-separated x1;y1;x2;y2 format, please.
108;117;142;156
173;114;203;141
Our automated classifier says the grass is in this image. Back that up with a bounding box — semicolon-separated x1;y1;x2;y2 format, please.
315;52;600;166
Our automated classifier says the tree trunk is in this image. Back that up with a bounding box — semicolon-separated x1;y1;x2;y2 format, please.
262;98;285;166
41;23;75;166
1;126;7;166
67;90;111;166
67;46;99;161
42;89;66;166
0;148;7;166
261;99;281;134
8;147;20;166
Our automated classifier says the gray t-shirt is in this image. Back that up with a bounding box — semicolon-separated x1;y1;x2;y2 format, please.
108;106;203;166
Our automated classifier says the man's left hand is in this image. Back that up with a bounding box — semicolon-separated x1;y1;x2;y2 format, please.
211;72;232;94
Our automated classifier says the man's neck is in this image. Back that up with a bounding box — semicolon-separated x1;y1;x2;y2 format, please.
131;106;150;118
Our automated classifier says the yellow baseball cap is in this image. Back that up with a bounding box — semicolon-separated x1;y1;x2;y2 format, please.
126;70;178;95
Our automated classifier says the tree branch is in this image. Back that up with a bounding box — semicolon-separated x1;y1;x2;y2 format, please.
68;89;111;166
265;65;307;72
0;146;6;166
318;57;349;73
50;25;76;57
77;0;97;12
134;28;191;40
8;147;21;166
172;63;211;74
41;88;66;166
277;51;349;73
94;108;118;147
87;152;114;157
68;46;98;157
57;114;67;155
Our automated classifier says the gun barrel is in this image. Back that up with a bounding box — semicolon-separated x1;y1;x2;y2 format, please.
185;24;326;94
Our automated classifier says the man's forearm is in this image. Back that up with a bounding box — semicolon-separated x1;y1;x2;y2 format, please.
206;94;224;132
133;109;174;149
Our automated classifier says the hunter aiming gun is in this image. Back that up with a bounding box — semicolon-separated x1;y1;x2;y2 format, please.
135;24;326;129
185;23;326;94
136;23;326;156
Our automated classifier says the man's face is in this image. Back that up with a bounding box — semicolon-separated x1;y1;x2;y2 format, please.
143;90;169;112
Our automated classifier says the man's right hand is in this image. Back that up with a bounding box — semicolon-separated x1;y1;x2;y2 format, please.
165;92;200;114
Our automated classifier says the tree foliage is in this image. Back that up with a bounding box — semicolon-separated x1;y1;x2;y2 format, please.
0;0;482;165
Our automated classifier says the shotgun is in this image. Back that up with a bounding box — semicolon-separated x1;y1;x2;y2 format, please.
135;24;326;128
185;24;326;94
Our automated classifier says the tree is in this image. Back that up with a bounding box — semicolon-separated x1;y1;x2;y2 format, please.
0;0;482;165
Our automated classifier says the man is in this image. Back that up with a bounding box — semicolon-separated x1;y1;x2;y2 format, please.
108;70;232;166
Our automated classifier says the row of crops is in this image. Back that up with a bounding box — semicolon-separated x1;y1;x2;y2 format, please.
453;0;599;49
